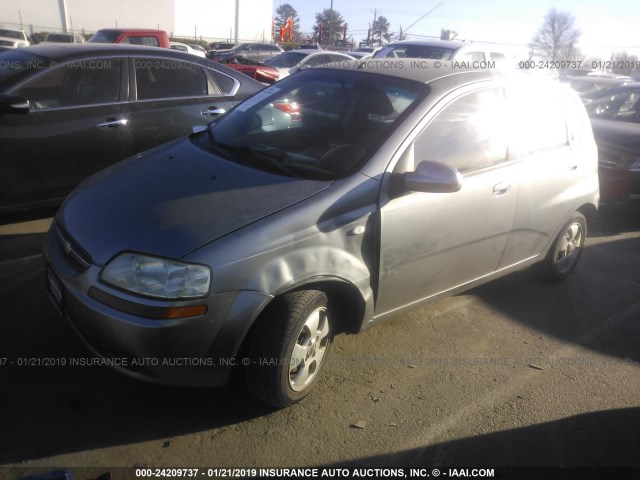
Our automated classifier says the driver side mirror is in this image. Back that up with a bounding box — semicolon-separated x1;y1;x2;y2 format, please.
0;94;30;115
403;160;462;193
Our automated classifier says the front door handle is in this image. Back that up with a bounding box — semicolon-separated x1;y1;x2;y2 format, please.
493;182;511;196
97;118;128;129
201;107;226;117
569;163;578;171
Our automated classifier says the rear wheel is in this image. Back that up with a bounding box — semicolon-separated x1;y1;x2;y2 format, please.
246;290;332;407
541;212;587;281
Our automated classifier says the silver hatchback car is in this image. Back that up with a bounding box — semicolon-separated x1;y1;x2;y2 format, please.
45;61;599;407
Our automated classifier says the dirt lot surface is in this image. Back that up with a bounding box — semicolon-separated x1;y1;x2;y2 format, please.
0;206;638;479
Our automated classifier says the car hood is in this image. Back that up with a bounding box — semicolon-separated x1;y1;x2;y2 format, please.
57;137;332;265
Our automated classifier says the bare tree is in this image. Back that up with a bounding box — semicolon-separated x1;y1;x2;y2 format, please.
532;8;581;61
611;51;639;76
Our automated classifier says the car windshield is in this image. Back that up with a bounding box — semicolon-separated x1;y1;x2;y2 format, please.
46;33;73;42
0;49;50;88
265;51;308;68
201;69;427;180
374;44;455;60
89;31;120;43
0;29;24;40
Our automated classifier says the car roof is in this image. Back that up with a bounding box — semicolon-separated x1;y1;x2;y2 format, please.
319;58;500;84
0;26;26;32
13;43;195;60
95;28;166;33
383;39;476;51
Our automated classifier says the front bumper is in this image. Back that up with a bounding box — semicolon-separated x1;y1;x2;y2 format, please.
44;222;271;387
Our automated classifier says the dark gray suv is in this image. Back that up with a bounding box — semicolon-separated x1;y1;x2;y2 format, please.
45;61;599;407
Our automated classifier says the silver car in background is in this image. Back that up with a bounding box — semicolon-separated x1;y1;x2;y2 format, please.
45;61;599;407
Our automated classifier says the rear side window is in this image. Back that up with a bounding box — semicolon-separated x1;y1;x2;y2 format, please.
122;36;159;47
413;88;509;173
456;51;485;62
508;81;569;154
135;59;208;100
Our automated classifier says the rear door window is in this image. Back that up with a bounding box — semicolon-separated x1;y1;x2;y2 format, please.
135;58;209;100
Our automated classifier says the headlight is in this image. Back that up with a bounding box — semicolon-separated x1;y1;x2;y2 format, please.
101;253;211;299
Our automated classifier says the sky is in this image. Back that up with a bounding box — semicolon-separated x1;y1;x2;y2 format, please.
274;0;640;59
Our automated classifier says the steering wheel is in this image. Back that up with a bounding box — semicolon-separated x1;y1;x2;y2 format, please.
317;144;366;170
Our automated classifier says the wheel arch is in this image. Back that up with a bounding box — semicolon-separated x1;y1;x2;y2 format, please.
577;202;597;228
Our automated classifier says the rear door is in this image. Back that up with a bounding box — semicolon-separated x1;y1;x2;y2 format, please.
1;56;131;210
376;86;519;315
497;81;580;267
127;56;240;153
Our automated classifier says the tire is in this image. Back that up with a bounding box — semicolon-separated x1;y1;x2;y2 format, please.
541;212;587;282
246;290;332;407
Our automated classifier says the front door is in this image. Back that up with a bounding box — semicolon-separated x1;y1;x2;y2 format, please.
376;87;519;315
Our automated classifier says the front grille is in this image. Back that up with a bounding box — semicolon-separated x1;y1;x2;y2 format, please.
55;225;92;271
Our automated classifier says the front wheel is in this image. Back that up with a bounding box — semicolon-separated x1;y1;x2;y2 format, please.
541;212;587;281
246;290;332;407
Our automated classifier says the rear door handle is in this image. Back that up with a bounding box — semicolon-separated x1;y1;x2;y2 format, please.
569;163;578;171
97;118;128;129
201;107;226;117
493;182;511;196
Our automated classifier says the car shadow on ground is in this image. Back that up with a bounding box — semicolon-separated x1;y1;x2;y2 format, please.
466;208;640;364
321;407;640;468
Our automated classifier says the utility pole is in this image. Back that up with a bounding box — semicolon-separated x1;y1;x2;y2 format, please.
372;9;377;46
58;0;69;33
234;0;239;43
328;0;334;47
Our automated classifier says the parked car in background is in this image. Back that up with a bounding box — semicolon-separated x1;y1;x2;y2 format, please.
0;43;264;213
224;50;356;84
373;39;509;64
353;46;376;53
189;44;207;55
170;41;206;57
586;83;640;204
296;44;322;50
563;75;631;104
265;50;355;79
0;27;30;49
213;42;284;63
44;61;598;408
43;32;86;44
209;42;236;51
89;28;170;48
